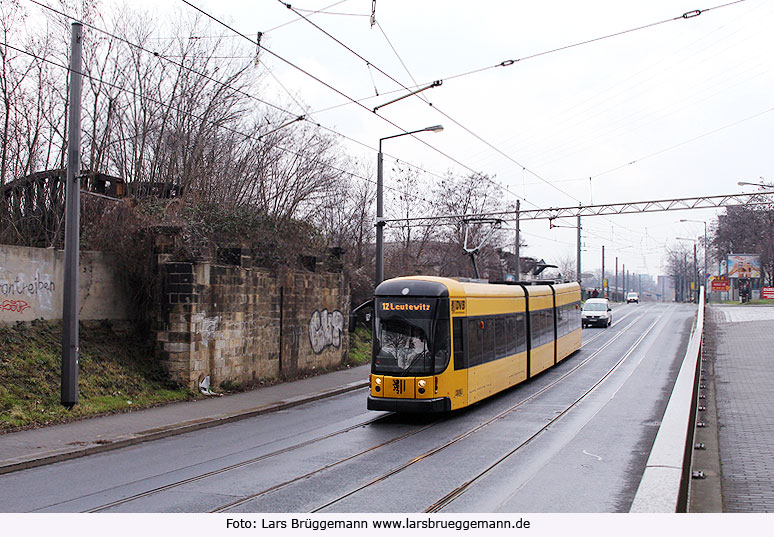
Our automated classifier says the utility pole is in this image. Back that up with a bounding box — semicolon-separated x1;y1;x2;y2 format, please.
693;241;698;303
615;257;618;302
601;245;605;298
576;215;581;284
62;22;83;409
623;264;626;294
514;200;520;279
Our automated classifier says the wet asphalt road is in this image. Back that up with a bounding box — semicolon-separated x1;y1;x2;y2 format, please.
0;302;695;513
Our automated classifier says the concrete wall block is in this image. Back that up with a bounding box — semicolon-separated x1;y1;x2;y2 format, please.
164;341;191;353
155;258;349;388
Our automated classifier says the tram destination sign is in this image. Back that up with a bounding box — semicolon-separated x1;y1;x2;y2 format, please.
377;298;436;318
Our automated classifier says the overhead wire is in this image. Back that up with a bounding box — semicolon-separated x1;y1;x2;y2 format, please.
0;39;447;211
274;0;757;210
274;0;557;207
406;1;750;89
180;0;515;197
23;0;465;210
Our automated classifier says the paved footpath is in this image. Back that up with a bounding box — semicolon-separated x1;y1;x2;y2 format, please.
707;305;774;512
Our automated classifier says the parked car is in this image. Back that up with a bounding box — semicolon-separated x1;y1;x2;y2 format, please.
626;292;639;304
582;298;612;328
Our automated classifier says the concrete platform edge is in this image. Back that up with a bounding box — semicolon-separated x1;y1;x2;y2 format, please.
630;290;704;512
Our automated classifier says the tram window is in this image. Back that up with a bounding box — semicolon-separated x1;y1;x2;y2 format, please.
532;310;551;347
482;318;496;363
556;306;569;337
495;317;507;359
530;311;541;346
453;318;465;370
515;313;526;353
467;318;483;366
433;321;451;374
506;315;517;355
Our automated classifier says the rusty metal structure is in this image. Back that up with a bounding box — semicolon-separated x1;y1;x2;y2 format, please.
0;169;126;248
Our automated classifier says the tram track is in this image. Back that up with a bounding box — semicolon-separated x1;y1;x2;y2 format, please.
81;304;656;513
82;411;407;512
424;309;666;512
307;305;663;513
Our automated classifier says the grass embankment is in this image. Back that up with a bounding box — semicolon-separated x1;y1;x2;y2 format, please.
0;321;373;434
0;320;195;433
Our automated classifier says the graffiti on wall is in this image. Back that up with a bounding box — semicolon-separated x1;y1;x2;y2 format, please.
1;300;31;314
0;273;55;316
0;274;55;297
308;309;345;354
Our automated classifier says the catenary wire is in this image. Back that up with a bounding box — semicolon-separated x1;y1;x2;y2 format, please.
180;0;543;213
0;40;447;210
21;1;482;210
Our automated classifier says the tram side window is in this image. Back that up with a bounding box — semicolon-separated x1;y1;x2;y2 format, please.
467;318;484;367
530;310;541;347
495;317;507;359
515;312;527;353
453;318;465;370
506;315;517;355
557;306;566;337
482;318;496;363
433;321;451;373
532;309;553;347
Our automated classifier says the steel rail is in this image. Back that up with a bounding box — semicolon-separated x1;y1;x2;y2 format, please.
309;306;657;512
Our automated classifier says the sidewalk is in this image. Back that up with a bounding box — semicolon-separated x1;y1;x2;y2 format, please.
0;364;370;475
703;304;774;512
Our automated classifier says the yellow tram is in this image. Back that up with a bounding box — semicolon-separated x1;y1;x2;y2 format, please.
367;276;581;412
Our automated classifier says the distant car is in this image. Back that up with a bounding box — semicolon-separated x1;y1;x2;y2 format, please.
582;298;612;328
626;292;639;304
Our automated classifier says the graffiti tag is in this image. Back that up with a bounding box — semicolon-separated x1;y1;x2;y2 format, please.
308;309;344;354
1;300;31;314
0;275;55;297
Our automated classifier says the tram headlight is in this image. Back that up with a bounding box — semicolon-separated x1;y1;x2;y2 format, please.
417;379;427;395
374;377;381;393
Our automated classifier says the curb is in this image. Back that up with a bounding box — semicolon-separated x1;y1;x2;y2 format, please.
630;291;704;512
0;380;369;476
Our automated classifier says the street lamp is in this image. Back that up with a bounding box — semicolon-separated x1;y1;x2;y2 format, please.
680;219;708;294
738;180;772;188
676;237;698;303
376;125;443;285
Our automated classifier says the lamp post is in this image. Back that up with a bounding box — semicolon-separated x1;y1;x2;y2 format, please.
376;125;443;285
680;219;708;296
677;237;698;303
738;180;772;188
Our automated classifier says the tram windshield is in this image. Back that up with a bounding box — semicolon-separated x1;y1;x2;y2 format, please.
373;298;450;376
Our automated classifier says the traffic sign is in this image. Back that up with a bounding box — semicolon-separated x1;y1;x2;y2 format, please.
711;277;730;292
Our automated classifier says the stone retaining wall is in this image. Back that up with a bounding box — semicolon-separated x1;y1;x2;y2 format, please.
155;259;350;390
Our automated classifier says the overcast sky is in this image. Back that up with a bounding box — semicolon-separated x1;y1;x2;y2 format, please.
105;0;774;276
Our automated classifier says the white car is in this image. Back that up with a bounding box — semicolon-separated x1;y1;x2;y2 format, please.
626;292;639;304
582;298;612;328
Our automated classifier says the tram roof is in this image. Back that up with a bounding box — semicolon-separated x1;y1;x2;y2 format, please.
382;276;579;298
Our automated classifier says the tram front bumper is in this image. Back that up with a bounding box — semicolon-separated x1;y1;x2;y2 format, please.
367;395;451;413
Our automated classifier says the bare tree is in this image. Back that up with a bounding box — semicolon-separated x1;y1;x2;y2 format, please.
431;172;508;278
384;164;439;278
713;204;774;286
665;243;694;302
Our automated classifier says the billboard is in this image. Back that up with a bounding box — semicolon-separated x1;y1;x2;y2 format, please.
727;254;761;279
